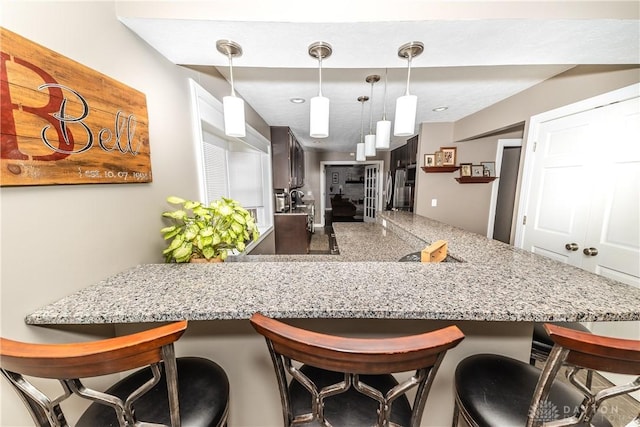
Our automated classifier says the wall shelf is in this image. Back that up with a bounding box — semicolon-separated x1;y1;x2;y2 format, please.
421;166;460;173
455;176;498;184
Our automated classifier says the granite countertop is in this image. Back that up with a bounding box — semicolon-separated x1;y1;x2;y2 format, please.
274;199;315;215
26;211;640;325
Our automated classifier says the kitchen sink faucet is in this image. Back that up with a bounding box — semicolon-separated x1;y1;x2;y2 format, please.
290;189;305;206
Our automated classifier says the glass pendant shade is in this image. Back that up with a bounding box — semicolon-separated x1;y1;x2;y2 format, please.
375;119;391;149
394;42;423;137
394;94;417;136
356;142;366;161
223;95;246;138
310;95;329;138
216;40;246;138
365;134;376;156
308;42;332;139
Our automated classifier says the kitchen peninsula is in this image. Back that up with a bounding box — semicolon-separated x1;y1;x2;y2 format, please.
25;211;640;427
27;211;640;324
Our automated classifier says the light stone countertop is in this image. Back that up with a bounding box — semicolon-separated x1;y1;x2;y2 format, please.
25;211;640;325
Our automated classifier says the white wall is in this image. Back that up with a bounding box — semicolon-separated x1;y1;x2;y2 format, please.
0;2;269;425
414;66;640;238
414;124;515;235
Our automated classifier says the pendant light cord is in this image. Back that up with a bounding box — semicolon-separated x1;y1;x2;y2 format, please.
368;81;375;134
360;99;365;144
318;56;323;97
382;69;388;120
228;54;236;97
405;55;413;96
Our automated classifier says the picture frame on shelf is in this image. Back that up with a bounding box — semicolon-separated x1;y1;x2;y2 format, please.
481;161;496;177
460;163;472;177
434;151;444;166
424;154;435;167
332;172;339;184
471;165;484;177
440;147;457;166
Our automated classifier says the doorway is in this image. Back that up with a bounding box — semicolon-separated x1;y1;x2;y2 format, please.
320;160;383;227
487;139;522;243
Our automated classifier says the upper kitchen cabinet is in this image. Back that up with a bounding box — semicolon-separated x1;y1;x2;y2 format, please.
406;135;418;166
271;126;305;189
390;135;418;170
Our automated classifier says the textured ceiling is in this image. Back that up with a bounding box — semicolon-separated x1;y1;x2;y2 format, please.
119;4;639;152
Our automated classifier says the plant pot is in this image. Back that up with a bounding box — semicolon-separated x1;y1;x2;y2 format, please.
190;256;223;263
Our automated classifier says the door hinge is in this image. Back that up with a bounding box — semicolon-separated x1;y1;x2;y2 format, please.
522;215;527;225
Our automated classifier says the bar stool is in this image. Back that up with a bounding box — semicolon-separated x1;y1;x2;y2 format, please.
531;322;593;389
453;323;640;427
1;321;229;427
250;312;465;427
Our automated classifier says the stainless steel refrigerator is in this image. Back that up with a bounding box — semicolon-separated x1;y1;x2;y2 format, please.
392;168;413;211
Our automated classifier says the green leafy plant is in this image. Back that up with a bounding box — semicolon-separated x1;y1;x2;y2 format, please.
161;196;259;263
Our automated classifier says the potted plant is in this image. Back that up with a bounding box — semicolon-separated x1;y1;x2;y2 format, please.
161;196;259;263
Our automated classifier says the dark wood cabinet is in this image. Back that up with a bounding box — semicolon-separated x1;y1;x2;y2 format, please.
293;140;305;188
390;135;418;171
406;135;418;166
274;214;310;254
271;126;304;189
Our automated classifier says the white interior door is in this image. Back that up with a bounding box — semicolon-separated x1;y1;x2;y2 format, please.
364;164;378;222
521;109;595;264
522;96;639;286
581;97;640;287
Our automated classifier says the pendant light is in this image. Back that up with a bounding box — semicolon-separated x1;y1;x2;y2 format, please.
365;74;379;157
376;69;391;149
216;40;245;138
308;41;332;138
356;96;368;162
394;41;424;137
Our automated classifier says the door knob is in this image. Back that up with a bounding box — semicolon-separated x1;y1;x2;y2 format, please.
583;247;599;256
565;243;579;251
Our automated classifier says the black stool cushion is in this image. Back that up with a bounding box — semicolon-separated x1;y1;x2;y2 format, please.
455;354;611;427
76;357;229;427
533;322;591;355
289;365;413;426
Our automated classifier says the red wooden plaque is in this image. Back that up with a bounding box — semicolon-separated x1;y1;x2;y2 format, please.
1;28;152;186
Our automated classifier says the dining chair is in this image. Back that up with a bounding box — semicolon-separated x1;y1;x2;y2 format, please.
453;323;640;427
250;312;465;427
0;320;229;427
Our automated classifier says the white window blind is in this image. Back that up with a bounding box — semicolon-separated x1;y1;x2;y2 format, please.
228;150;263;207
202;131;228;204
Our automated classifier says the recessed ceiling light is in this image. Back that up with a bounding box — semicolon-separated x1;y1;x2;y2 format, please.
432;106;448;112
290;98;305;104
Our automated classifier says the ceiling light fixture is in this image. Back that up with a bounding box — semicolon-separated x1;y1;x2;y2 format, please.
376;69;391;149
365;74;379;157
290;97;306;104
356;96;368;162
394;41;424;137
216;39;246;138
308;41;332;139
433;106;448;112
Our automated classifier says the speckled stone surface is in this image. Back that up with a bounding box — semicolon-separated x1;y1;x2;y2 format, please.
26;213;640;325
